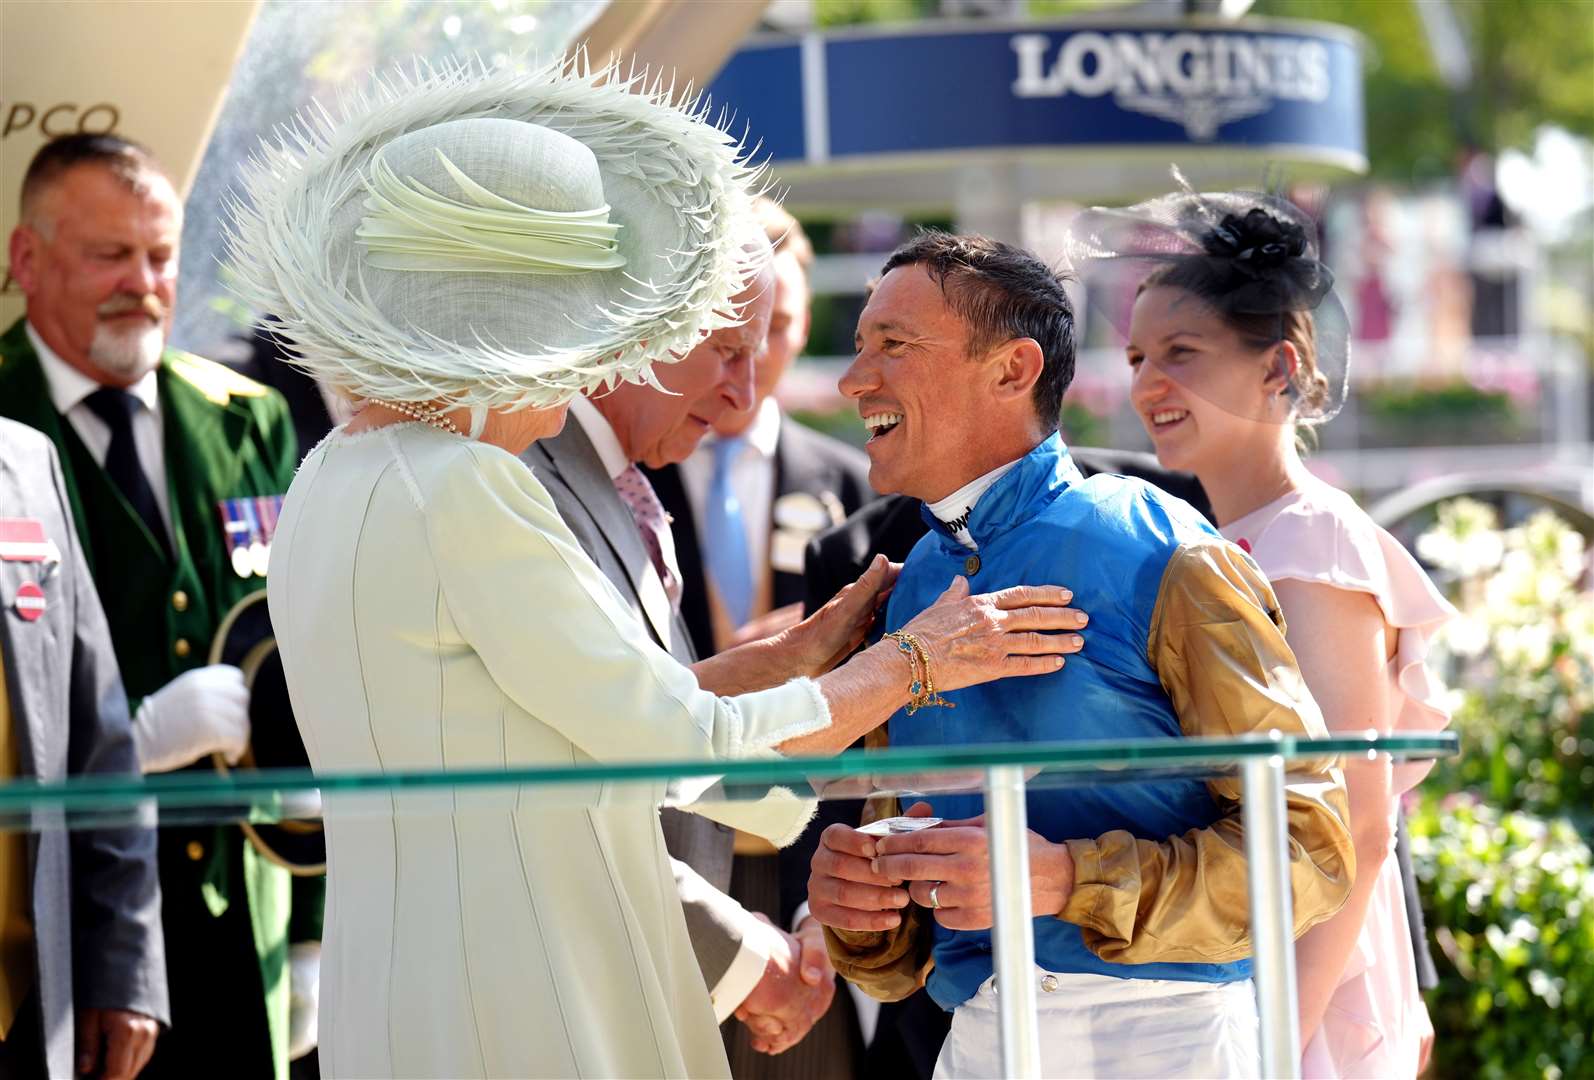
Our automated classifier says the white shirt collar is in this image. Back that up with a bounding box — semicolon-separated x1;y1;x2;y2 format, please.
926;458;1021;550
698;395;782;461
744;396;782;458
28;320;160;415
569;395;631;479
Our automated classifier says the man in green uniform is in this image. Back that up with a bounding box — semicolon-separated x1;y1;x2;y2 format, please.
1;134;318;1078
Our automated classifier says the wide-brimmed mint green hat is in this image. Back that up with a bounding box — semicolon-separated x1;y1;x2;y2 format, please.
225;55;764;411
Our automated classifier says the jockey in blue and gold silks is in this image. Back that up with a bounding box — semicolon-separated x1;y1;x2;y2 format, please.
815;229;1354;1079
827;432;1354;1010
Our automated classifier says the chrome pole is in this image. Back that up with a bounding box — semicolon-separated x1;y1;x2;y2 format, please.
984;764;1041;1079
1242;754;1302;1078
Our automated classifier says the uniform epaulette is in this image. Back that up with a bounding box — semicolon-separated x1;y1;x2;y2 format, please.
167;351;269;406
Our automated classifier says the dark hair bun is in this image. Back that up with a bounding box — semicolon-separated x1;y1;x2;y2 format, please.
1063;178;1352;424
1182;207;1335;316
1204;209;1309;275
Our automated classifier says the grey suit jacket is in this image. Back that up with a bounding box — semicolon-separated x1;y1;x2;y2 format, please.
0;419;168;1077
522;421;750;990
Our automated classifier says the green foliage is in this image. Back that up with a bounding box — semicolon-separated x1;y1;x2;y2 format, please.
1419;502;1594;828
301;0;583;89
1408;797;1594;1079
788;406;867;447
1254;0;1594;180
1460;0;1594;152
1364;382;1515;423
805;292;863;360
813;0;935;29
1028;0;1142;13
1060;400;1107;446
1361;381;1523;446
1411;500;1594;1078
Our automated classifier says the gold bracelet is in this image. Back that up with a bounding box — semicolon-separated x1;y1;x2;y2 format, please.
883;630;955;715
882;631;922;702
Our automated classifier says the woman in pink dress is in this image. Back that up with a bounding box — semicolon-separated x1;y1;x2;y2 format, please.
1069;187;1456;1078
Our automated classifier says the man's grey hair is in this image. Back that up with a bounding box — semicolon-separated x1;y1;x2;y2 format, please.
20;133;174;237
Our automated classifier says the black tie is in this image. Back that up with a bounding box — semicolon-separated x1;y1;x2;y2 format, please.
83;387;171;556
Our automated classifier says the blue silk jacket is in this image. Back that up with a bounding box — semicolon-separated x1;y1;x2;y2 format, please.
827;435;1354;1011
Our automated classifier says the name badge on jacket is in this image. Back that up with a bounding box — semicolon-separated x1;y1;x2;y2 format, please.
218;496;285;579
769;492;845;575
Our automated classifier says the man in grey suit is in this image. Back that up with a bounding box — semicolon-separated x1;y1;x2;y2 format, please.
524;250;843;1058
646;201;876;1080
0;418;168;1079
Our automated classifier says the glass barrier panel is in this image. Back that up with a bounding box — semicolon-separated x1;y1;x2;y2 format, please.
0;732;1457;831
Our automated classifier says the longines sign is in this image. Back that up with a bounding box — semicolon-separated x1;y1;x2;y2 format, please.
1010;31;1331;140
708;19;1364;170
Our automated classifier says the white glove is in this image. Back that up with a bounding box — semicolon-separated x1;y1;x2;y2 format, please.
131;664;250;774
288;941;321;1060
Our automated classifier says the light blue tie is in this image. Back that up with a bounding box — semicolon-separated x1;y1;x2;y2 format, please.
704;435;753;627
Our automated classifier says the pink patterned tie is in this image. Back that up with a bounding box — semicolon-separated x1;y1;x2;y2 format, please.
614;464;683;612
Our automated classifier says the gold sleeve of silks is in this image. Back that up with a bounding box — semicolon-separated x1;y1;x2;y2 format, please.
1057;539;1355;965
823;909;936;1003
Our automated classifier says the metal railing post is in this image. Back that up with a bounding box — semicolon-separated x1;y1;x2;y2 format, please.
984;764;1041;1078
1242;753;1302;1078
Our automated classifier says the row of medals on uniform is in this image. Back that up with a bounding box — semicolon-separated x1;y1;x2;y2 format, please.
220;495;283;579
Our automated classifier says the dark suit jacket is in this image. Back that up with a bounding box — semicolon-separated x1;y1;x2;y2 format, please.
0;419;168;1078
522;419;753;991
647;415;875;661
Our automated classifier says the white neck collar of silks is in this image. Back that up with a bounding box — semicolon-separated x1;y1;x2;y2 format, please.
927;459;1021;552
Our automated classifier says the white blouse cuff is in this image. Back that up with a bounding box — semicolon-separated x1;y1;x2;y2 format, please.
728;676;832;757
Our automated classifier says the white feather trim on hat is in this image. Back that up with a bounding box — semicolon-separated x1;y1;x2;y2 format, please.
223;55;765;410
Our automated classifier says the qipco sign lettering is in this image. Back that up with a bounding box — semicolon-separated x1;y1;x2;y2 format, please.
2;101;122;139
709;19;1364;169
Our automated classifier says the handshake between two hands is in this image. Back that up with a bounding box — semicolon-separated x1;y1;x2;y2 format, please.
734;914;837;1055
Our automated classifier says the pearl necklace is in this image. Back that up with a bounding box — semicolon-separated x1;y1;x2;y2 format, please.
384;399;461;435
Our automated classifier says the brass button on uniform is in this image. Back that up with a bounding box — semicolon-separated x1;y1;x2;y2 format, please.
964;554;981;576
174;638;191;659
186;841;205;862
1040;974;1060;993
171;590;189;612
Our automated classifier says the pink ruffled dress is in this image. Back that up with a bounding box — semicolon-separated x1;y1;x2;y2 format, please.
1221;478;1456;1080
